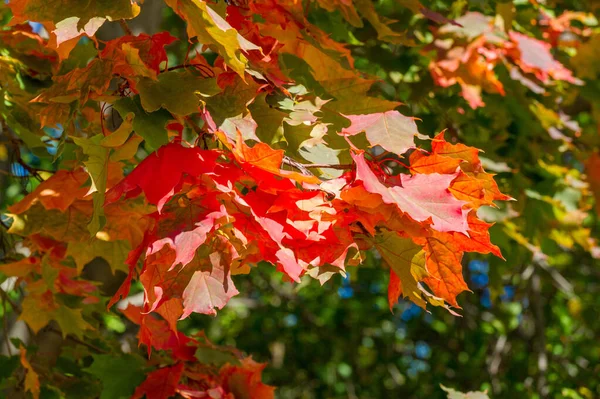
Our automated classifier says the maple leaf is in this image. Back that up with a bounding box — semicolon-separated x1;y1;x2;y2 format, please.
352;152;469;234
438;12;496;40
52;306;94;339
342;111;426;155
313;0;362;27
137;70;220;116
430;12;581;107
46;17;105;60
275;39;400;114
106;143;220;211
165;0;259;78
8;169;90;214
249;93;287;143
8;0;140;27
155;298;184;333
388;269;403;311
132;364;184;399
429;133;481;167
84;354;146;399
181;251;240;318
372;231;427;309
539;11;594;47
72;136;111;235
149;208;229;269
108;235;150;309
428;35;504;109
0;257;40;278
20;346;40;399
220;358;276;399
450;214;502;258
274;247;305;283
120;305;196;359
427;132;512;207
354;0;406;44
507;31;581;85
232;138;321;185
19;292;55;334
67;239;130;274
100;32;177;74
416;233;469;308
409;152;463;175
113;96;171;151
20;286;94;338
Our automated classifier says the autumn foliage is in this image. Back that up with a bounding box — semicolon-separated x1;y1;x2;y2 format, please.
0;0;595;398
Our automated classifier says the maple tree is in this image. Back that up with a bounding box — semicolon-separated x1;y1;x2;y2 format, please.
0;0;598;398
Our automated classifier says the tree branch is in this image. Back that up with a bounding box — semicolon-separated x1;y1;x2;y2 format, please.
47;328;108;354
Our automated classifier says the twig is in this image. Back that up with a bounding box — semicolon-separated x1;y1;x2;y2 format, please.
531;272;548;398
119;20;133;36
0;217;10;230
282;156;354;175
302;163;354;170
47;328;108;354
166;63;215;78
2;294;12;355
535;259;574;296
0;289;21;313
16;160;43;182
488;335;508;393
282;157;312;176
184;116;205;138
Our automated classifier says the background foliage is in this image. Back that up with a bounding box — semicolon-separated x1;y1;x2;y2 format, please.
1;0;599;398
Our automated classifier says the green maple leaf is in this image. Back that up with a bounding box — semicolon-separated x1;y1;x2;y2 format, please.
113;96;171;151
137;71;219;116
53;306;94;340
195;346;240;367
248;93;286;145
19;295;53;334
371;231;428;309
67;239;130;274
354;0;407;44
84;354;146;399
205;76;260;126
12;0;140;27
72;135;109;236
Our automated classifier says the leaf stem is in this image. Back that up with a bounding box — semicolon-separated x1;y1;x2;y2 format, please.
119;20;133;36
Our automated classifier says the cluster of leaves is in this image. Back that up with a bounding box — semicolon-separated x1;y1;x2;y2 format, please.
238;0;598;397
428;11;581;109
0;0;512;396
1;0;599;398
192;3;600;396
